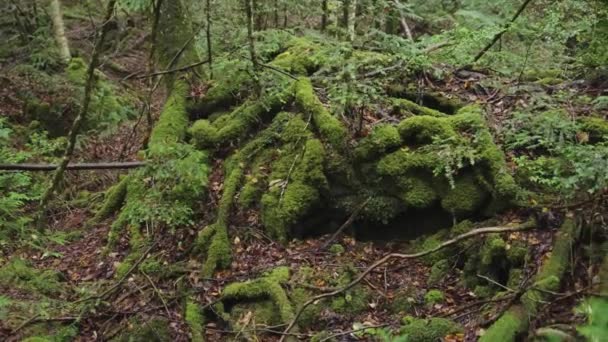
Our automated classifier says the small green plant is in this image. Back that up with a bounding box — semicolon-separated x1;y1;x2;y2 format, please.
576;298;608;341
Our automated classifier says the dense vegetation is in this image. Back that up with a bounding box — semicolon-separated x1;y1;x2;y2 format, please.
1;0;607;341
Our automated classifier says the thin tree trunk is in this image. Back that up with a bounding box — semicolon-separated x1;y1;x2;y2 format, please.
206;0;213;79
321;0;328;31
274;0;279;27
347;0;357;41
37;0;117;229
283;3;288;28
473;0;534;62
394;0;413;41
49;0;71;63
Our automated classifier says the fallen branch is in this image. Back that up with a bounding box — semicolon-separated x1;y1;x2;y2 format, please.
0;161;146;171
123;58;211;80
320;197;371;250
472;0;534;63
279;221;536;340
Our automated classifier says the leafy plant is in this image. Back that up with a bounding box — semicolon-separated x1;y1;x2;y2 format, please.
576;298;608;341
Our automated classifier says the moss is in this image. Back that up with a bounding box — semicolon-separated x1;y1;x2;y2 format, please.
399;318;463;342
337;193;405;224
391;98;448;118
329;244;345;255
90;176;129;224
0;259;63;296
149;79;190;147
222;267;294;325
428;260;450;285
294;77;348;149
424;289;445;306
441;173;488;216
289;287;323;328
398;115;454;143
261;138;327;241
376;148;438;177
190;87;293;148
521;69;562;82
480;234;506;266
399;175;440;209
185;299;205;342
239;149;274;208
354;124;402;160
478;305;528;342
579;116;608;143
271;38;321;75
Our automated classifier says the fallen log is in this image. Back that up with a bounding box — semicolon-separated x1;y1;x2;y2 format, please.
0;161;146;171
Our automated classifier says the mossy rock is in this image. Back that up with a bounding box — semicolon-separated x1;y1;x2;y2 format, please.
400;317;463;342
428;259;450;285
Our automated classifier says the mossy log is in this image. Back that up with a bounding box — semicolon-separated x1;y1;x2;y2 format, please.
480;217;579;342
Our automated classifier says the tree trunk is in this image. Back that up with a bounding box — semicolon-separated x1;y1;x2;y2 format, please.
274;0;279;27
321;0;328;31
347;0;357;41
38;0;117;228
206;0;213;79
49;0;71;63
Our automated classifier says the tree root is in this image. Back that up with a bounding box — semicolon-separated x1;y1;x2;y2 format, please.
479;216;580;342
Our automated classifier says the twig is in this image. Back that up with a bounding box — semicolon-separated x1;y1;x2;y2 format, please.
320;197;371;250
477;273;516;292
0;161;146;171
142;271;171;317
278;221;536;340
319;324;388;342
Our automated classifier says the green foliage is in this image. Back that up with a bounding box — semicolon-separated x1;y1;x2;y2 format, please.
424;289;445;306
114;143;209;231
576;298;608;342
508;110;608;197
0;258;63;296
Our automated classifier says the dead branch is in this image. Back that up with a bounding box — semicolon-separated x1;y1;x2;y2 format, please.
0;161;146;171
473;0;534;63
278;221;536;340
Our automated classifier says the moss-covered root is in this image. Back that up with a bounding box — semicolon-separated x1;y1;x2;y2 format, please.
88;175;129;225
149;79;190;149
480;217;579;342
294;77;348;150
185;298;205;342
195;161;243;277
221;267;295;329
